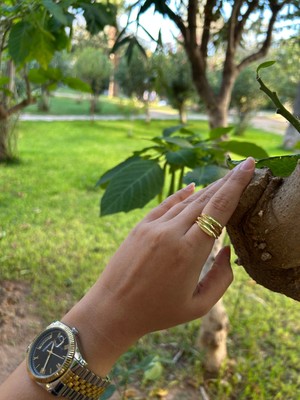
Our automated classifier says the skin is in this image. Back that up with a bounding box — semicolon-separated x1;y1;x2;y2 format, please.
0;157;255;400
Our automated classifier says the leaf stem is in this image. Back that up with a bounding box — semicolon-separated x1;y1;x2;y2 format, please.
256;74;300;133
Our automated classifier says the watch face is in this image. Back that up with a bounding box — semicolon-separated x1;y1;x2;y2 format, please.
27;325;75;383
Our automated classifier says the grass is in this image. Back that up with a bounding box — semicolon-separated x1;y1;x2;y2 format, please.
25;93;145;116
1;119;300;399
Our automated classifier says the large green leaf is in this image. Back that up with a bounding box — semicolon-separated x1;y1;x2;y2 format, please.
28;69;49;84
42;0;69;25
220;140;269;158
97;156;140;188
166;148;198;168
163;136;193;148
184;164;228;186
8;21;34;65
100;159;164;216
81;3;117;35
30;28;55;69
209;126;233;140
228;154;300;177
163;125;185;137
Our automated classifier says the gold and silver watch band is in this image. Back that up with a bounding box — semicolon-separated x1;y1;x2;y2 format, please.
52;359;110;399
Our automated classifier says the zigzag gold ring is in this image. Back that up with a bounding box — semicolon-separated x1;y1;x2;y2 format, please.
196;214;223;239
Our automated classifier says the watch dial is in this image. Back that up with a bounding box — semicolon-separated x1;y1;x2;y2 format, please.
29;328;70;378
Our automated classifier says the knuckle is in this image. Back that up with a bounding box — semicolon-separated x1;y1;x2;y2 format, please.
210;195;231;213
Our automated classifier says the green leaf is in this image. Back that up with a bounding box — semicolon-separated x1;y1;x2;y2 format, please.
143;360;163;383
42;0;69;25
184;164;228;186
99;385;116;400
82;3;117;35
209;126;233;140
97;156;140;187
30;28;55;69
163;125;185;137
227;154;300;177
28;69;49;84
166;148;198;168
163;136;193;148
8;21;34;65
63;77;91;93
0;77;10;86
256;155;300;177
256;60;276;75
100;159;164;216
220;140;269;158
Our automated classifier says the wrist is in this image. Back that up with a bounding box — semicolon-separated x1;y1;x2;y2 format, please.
61;280;139;378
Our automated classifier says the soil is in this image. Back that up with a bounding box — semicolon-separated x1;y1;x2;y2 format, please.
0;280;202;399
0;280;42;384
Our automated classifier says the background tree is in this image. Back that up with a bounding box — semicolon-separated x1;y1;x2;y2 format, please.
230;66;267;135
73;47;112;114
120;0;300;129
0;0;117;161
153;49;196;123
115;47;154;121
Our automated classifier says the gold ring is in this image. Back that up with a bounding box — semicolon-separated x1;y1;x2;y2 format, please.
196;214;223;239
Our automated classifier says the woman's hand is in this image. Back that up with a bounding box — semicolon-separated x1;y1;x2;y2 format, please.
63;157;255;377
0;157;255;400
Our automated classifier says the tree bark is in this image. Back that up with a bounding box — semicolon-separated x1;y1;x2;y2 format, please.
283;82;300;149
196;232;229;377
178;103;187;124
227;164;300;301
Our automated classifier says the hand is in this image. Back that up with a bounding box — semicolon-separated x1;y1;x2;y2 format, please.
63;157;255;377
0;158;255;400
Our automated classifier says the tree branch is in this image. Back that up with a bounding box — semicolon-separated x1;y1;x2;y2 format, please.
162;5;187;41
257;74;300;133
237;3;282;71
187;0;198;47
233;0;259;46
227;0;243;55
199;0;217;59
7;72;36;117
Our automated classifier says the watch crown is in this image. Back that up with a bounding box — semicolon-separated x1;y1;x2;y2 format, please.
71;327;79;335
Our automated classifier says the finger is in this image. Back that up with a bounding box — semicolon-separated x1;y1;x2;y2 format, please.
144;182;195;222
186;157;255;243
163;170;237;225
159;174;231;223
202;157;255;227
189;246;233;319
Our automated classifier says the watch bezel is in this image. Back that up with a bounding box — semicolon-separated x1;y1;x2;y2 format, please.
26;321;76;384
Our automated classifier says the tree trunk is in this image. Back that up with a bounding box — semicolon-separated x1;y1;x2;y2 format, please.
178;103;187;124
0;117;13;162
196;231;229;377
283;82;300;149
227;165;300;301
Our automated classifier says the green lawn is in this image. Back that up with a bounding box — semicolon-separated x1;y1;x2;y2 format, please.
1;120;300;399
25;94;145;116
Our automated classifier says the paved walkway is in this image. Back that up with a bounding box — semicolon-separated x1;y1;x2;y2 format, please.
20;110;287;135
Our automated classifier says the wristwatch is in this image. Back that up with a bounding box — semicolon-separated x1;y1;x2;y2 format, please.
26;321;111;399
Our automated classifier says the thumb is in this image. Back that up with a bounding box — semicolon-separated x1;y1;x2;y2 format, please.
191;246;234;318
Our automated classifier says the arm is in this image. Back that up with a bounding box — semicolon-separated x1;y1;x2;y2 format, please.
0;157;255;399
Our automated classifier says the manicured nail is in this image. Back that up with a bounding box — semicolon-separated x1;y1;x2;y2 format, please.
185;182;195;192
239;157;255;171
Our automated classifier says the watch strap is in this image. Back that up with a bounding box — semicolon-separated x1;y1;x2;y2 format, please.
52;359;110;399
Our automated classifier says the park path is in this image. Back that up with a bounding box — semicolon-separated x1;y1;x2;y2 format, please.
20;109;287;135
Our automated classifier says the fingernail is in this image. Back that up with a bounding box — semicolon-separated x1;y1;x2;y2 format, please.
185;182;195;192
239;157;255;171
